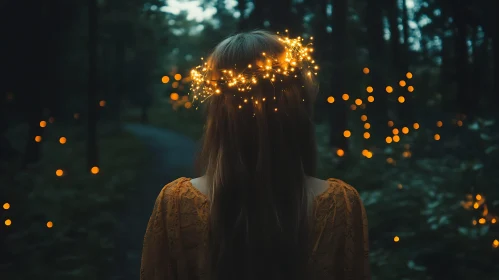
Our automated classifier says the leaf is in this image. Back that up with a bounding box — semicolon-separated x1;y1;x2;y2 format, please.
484;145;498;154
457;227;469;236
472;163;484;170
407;260;427;271
468;122;480;130
438;215;450;225
483;119;495;126
479;225;489;236
480;133;491;141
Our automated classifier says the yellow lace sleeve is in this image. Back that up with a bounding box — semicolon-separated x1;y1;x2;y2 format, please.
344;184;371;280
140;186;173;280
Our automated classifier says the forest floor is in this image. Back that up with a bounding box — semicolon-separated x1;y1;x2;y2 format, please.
113;123;197;280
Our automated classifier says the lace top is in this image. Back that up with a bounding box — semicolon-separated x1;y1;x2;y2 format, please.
140;177;370;280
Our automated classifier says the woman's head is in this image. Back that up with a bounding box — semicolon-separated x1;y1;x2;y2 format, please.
193;30;318;280
195;30;318;179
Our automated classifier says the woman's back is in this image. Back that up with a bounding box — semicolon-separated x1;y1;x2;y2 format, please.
140;177;370;280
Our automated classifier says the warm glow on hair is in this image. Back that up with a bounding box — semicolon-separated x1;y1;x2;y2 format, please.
189;32;318;107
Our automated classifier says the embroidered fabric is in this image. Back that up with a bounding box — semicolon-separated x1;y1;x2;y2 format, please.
140;177;370;280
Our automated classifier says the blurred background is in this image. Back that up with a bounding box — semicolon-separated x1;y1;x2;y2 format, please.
1;0;499;279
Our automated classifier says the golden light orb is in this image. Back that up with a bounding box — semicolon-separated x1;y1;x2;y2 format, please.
91;166;100;175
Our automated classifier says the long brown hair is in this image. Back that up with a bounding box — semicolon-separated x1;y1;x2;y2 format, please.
195;30;318;280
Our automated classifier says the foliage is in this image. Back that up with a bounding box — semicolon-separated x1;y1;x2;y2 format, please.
0;123;146;279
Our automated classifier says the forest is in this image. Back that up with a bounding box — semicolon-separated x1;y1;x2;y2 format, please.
1;0;499;279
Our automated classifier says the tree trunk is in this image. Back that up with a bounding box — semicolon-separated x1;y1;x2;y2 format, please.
246;0;266;29
311;0;331;124
387;0;412;124
386;0;401;70
113;37;125;123
366;0;389;133
269;0;293;33
87;0;99;170
401;0;410;71
329;0;348;153
493;9;499;108
237;0;247;31
453;4;473;116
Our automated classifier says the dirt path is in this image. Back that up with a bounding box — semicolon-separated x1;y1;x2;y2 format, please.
113;123;197;279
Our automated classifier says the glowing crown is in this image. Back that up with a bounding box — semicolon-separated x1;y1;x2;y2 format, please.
189;31;319;107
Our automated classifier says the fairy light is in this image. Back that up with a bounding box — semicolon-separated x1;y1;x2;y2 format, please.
170;93;179;101
3;203;10;210
342;93;349;101
363;67;370;74
394;236;400;242
40;121;47;128
367;95;374;102
355;99;362;105
386;86;393;93
364;123;370;129
189;32;318;107
162;76;170;83
35;136;42;142
406;72;413;79
90;166;100;174
336;149;345;157
366;86;373;93
327;96;335;103
462;193;498;228
399;80;406;87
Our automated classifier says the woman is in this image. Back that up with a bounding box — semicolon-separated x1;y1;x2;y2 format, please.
140;30;370;280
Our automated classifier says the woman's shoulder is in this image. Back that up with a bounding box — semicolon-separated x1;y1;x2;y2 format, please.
156;177;209;208
325;178;361;197
317;178;364;210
